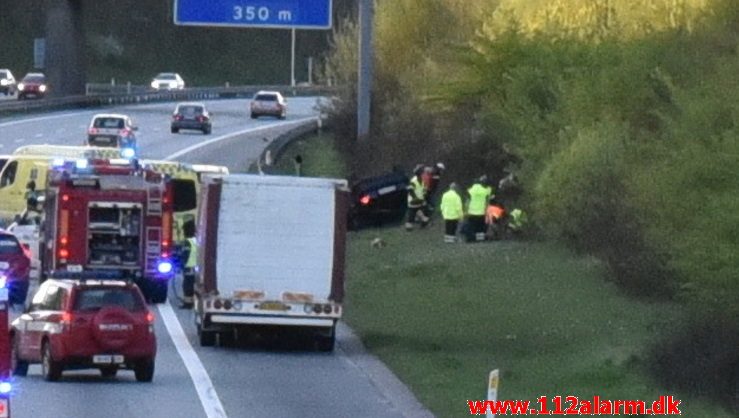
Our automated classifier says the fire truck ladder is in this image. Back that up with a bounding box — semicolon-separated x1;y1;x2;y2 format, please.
147;185;163;215
145;227;163;275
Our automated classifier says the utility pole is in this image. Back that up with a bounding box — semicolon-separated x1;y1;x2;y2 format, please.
357;0;374;140
290;28;296;87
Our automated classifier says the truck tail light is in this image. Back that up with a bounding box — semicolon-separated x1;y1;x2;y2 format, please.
161;212;171;257
58;248;69;258
60;236;68;245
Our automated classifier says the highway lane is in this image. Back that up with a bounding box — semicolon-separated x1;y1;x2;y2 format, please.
2;102;430;418
0;98;323;170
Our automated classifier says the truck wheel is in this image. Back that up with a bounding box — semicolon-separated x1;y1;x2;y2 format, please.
316;327;336;352
150;281;168;304
171;127;179;134
134;360;155;382
198;325;216;347
41;341;63;381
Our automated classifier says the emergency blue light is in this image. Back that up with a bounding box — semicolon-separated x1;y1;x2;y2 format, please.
0;382;11;394
0;275;6;289
157;261;173;275
52;158;66;168
75;159;89;169
121;148;136;159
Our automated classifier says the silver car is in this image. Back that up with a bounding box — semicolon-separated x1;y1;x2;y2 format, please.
250;91;287;119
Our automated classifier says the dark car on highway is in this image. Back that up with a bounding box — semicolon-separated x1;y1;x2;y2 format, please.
348;171;409;230
171;102;212;134
17;72;47;100
0;229;31;305
11;277;157;382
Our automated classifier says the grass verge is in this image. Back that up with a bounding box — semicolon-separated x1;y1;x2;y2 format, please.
276;133;733;418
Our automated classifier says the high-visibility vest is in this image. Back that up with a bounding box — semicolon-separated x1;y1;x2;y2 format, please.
407;175;425;207
509;209;527;230
485;204;505;224
185;237;197;268
440;189;463;220
467;183;492;216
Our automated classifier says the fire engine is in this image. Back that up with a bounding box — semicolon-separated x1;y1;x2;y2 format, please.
38;158;175;302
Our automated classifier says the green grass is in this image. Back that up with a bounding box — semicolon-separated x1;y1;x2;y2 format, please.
344;227;731;417
276;133;733;418
271;132;347;179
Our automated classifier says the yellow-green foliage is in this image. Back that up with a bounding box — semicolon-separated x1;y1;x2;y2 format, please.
323;0;739;311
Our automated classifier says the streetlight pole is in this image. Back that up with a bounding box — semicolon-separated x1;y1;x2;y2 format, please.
291;28;296;87
357;0;374;140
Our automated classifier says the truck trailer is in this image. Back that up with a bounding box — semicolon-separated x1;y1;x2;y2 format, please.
194;174;349;351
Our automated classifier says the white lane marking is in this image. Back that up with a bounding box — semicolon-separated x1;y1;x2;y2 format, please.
0;111;94;127
34;133;43;138
158;303;228;418
164;117;316;161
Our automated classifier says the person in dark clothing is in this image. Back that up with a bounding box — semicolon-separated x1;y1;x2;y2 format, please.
179;220;197;309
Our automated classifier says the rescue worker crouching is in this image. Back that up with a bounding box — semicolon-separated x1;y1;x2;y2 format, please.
440;182;464;243
405;165;430;231
179;220;197;309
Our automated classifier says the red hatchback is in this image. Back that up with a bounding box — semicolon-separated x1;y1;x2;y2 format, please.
0;230;31;305
11;278;157;382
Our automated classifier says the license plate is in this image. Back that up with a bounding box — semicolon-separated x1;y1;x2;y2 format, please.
258;301;289;311
96;136;112;142
93;355;124;364
67;264;83;272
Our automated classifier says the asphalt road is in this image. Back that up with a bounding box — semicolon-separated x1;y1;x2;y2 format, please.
0;100;433;418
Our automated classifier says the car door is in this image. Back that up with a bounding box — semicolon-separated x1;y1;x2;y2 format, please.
28;283;65;361
17;281;50;360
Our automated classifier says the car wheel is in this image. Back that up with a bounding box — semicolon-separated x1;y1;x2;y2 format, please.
100;366;118;378
41;341;62;381
198;324;216;347
134;360;154;382
11;335;28;377
203;126;211;135
171;127;179;134
250;113;258;119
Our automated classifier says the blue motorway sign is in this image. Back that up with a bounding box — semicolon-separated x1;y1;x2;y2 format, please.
174;0;332;29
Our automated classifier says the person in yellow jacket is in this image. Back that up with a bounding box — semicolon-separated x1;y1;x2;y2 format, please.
179;220;197;309
405;165;430;230
440;182;464;243
466;176;493;242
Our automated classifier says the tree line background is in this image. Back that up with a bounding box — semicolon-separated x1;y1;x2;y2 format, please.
0;0;355;85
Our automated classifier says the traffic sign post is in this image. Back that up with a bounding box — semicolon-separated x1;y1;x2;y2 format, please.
174;0;332;29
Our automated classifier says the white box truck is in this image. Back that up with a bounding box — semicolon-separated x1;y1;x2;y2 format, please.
193;174;349;351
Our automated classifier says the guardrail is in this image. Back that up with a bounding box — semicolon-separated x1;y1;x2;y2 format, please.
0;84;338;117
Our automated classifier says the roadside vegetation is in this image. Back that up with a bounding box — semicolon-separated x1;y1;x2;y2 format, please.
275;134;734;418
316;0;738;415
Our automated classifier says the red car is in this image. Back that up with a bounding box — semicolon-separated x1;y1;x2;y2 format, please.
11;278;157;382
0;230;31;305
17;73;48;100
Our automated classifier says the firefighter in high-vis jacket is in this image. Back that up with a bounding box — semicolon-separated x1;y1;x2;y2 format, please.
405;165;430;230
180;220;197;309
440;182;464;243
466;176;493;242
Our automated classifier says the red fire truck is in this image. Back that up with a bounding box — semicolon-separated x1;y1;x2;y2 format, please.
38;158;175;302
